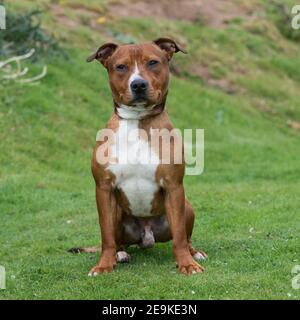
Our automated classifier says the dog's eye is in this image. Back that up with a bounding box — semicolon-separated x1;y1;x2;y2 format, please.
116;64;127;72
148;60;159;67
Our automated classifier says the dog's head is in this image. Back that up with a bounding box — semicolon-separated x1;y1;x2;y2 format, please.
87;38;186;109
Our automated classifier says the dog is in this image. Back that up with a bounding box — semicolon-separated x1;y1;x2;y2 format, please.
70;38;207;275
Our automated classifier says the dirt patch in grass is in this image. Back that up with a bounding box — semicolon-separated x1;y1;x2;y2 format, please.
287;119;300;130
189;64;241;94
109;0;252;27
51;4;78;28
50;4;103;29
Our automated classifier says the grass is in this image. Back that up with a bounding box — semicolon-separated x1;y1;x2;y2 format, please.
0;0;299;300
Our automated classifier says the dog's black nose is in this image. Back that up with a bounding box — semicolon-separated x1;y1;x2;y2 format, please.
130;79;148;94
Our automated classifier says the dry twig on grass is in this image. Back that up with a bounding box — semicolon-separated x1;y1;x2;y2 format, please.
0;49;47;85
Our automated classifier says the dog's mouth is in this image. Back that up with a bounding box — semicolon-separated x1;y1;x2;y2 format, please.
130;90;161;107
131;93;149;105
118;89;161;108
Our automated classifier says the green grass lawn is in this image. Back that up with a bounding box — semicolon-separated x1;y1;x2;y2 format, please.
0;0;299;300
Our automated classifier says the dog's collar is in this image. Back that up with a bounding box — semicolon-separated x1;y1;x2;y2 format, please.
114;96;167;120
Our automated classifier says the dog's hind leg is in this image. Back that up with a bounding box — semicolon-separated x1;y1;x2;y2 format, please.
185;199;208;261
69;208;131;263
188;240;207;261
68;245;100;254
68;245;130;263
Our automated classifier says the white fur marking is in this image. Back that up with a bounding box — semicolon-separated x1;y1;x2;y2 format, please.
128;62;142;92
116;251;130;263
117;104;154;120
159;178;164;187
193;252;207;261
107;119;160;217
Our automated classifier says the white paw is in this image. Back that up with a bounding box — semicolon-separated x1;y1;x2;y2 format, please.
193;251;208;261
88;272;99;277
116;251;130;263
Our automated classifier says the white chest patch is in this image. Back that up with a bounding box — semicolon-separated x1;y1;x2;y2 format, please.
107;119;160;217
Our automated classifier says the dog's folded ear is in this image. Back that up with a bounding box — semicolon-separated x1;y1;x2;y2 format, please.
153;38;187;60
86;43;118;67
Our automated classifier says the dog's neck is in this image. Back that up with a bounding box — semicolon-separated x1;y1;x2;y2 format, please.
114;94;167;120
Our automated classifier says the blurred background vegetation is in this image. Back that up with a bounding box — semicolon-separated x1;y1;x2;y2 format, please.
0;0;299;300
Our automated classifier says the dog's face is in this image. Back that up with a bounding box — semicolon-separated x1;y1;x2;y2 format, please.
87;38;185;108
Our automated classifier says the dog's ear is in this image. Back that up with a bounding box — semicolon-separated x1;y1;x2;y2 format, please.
86;43;118;67
153;38;187;60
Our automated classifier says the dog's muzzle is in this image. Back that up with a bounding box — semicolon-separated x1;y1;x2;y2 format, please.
130;78;149;103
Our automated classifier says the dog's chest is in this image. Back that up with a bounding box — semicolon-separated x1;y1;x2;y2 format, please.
107;119;160;217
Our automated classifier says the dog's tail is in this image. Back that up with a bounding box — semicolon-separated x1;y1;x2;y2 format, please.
68;245;100;254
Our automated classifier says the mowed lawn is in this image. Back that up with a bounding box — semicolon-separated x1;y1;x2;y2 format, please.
1;0;300;299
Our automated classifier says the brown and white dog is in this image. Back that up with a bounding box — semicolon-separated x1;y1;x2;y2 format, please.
71;38;207;275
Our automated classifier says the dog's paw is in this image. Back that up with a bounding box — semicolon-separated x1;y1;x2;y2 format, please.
179;261;204;275
177;255;205;275
193;251;208;261
116;251;130;263
88;264;114;276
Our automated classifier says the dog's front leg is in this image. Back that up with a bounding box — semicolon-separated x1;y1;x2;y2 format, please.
165;183;204;275
88;184;117;276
